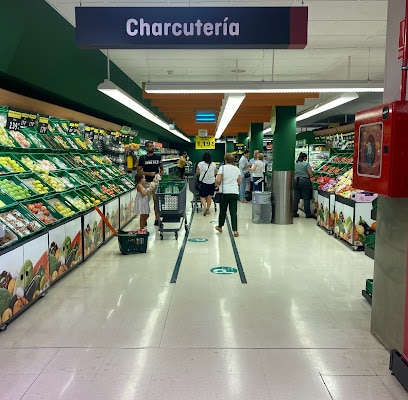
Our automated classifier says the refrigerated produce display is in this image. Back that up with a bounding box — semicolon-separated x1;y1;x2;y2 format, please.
0;114;188;330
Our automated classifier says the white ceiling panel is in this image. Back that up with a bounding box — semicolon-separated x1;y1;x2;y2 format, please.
45;0;389;129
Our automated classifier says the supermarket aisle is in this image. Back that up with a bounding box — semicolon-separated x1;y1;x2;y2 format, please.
0;192;407;400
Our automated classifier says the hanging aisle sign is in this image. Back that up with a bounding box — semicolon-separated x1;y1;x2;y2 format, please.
75;7;308;49
195;136;215;149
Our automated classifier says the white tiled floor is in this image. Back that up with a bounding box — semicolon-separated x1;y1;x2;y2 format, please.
1;192;408;400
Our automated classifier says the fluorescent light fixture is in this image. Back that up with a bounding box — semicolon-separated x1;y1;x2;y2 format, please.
145;80;384;94
296;93;359;122
262;127;272;134
214;94;245;139
195;111;216;123
97;79;190;142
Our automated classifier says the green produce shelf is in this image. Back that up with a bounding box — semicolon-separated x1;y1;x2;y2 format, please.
45;194;80;218
22;199;65;226
0;175;36;200
0;203;45;238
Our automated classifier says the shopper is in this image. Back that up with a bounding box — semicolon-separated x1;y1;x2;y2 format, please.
248;149;259;193
177;151;187;179
137;141;163;225
196;152;218;216
293;152;314;218
251;152;265;191
238;149;251;203
134;172;155;230
215;153;242;237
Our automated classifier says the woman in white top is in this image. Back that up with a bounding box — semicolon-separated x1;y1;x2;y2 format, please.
215;153;242;237
251;152;265;191
196;152;218;215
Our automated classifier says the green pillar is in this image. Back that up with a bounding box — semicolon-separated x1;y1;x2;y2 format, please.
249;123;263;156
237;132;249;148
272;106;297;225
226;139;234;153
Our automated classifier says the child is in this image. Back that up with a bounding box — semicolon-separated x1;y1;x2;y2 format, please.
134;172;155;230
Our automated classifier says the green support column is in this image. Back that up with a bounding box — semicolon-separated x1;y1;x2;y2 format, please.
249;123;264;156
272;106;296;224
237;132;249;148
226;140;234;153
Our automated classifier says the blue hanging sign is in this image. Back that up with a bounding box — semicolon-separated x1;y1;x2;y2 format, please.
75;7;307;49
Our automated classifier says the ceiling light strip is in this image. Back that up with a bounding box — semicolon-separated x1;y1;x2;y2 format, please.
215;94;245;139
145;80;384;94
296;92;359;122
97;79;190;142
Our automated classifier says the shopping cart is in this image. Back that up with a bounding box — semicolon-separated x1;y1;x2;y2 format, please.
187;174;218;213
155;180;188;240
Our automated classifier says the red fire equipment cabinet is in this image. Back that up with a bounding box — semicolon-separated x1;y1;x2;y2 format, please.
353;101;408;198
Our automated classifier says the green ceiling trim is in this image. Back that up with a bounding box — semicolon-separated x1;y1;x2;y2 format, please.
0;0;184;144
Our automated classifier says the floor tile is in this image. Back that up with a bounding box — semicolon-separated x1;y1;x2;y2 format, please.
1;193;403;399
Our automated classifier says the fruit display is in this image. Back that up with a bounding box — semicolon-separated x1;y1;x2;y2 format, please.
8;130;32;148
19;128;47;149
74;136;87;149
63;135;79;149
0;155;26;173
52;135;70;149
90;185;109;201
46;197;76;218
119;176;135;189
90;169;107;180
50;172;80;189
68;171;90;186
78;187;101;205
68;154;87;167
107;182;126;194
90;154;105;164
24;202;60;225
0;223;18;248
100;183;116;197
0;178;32;200
38;173;67;192
0;208;43;237
47;156;72;170
0;126;16;147
19;155;57;173
64;192;92;211
19;175;52;195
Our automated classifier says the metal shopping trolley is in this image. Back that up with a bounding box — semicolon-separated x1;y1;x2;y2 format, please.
155;180;188;240
187;174;218;213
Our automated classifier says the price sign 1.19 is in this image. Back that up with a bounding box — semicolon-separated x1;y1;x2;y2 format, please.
195;136;215;149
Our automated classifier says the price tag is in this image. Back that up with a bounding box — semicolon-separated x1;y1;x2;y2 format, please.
20;112;30;128
195;136;215;149
68;122;79;134
6;109;22;131
37;115;49;134
28;114;37;128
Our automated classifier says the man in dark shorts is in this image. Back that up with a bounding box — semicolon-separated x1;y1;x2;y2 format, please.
137;141;163;225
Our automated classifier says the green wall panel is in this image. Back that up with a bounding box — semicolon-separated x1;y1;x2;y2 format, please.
0;0;185;145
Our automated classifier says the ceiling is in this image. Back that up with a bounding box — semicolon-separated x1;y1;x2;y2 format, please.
45;0;387;138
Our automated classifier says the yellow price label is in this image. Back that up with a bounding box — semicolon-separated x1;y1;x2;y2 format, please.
195;136;215;149
8;110;21;119
39;116;48;124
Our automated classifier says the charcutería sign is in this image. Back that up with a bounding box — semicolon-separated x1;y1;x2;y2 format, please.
75;7;307;49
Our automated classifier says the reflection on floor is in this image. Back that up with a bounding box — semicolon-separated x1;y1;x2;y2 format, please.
1;192;407;400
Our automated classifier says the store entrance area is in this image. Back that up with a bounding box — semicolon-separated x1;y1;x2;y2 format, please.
0;191;405;400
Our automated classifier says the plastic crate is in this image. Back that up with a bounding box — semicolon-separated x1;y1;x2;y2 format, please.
117;230;149;254
366;233;376;250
